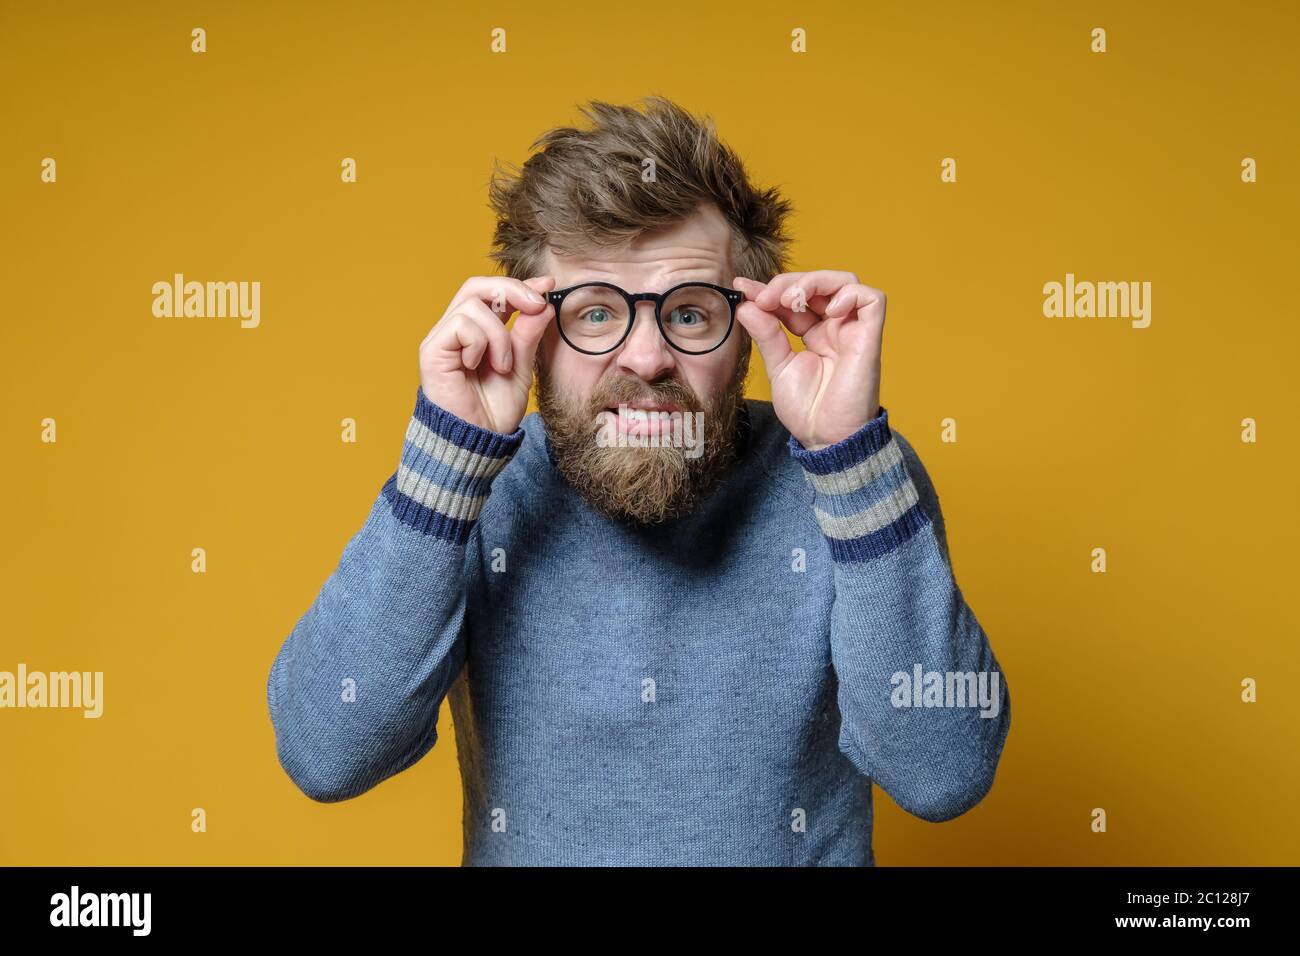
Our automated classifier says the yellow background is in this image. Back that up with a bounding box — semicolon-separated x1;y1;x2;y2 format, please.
1;0;1296;865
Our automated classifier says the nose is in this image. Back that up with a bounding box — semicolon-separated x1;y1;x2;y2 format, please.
614;301;676;381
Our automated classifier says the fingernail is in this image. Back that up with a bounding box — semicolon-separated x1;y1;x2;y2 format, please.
528;291;544;304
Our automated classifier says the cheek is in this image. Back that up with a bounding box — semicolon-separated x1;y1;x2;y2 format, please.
680;357;733;403
546;351;607;408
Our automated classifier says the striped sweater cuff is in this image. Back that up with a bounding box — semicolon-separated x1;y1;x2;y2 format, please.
381;386;525;542
788;405;932;562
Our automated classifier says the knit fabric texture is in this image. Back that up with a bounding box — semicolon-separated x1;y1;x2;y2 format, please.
267;386;1012;865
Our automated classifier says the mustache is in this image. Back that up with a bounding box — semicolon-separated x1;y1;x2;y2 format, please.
591;378;697;410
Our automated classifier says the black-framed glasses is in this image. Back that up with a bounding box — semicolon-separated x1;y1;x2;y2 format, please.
546;281;742;355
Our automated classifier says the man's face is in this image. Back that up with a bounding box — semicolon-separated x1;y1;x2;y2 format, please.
533;202;751;526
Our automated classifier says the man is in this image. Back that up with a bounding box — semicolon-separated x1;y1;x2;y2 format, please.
267;96;1011;866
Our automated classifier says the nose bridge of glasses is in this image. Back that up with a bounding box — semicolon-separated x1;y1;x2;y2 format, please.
624;291;662;326
622;292;662;330
625;296;666;347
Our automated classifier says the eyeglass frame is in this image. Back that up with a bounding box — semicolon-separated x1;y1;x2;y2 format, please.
546;280;743;356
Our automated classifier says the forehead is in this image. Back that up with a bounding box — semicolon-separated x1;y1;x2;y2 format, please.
543;203;733;291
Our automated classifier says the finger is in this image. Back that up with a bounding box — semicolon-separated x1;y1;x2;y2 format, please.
453;298;519;374
732;276;768;300
507;294;555;379
733;275;821;331
444;314;489;371
511;275;558;372
777;297;827;336
777;270;860;314
752;272;806;311
449;275;551;321
824;283;886;322
758;299;823;337
735;300;795;376
515;275;558;365
420;276;548;353
522;274;557;295
735;276;822;337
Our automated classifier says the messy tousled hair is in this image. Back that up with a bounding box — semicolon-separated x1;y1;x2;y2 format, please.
487;96;794;284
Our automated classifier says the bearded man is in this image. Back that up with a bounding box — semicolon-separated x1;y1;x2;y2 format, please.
267;96;1011;867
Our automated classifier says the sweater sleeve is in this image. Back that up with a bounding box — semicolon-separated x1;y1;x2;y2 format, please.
788;406;1011;823
266;385;524;802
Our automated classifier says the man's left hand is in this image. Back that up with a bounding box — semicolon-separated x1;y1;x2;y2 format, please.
733;270;885;451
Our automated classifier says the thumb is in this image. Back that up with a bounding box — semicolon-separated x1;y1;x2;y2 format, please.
510;274;557;373
735;299;794;377
522;274;556;295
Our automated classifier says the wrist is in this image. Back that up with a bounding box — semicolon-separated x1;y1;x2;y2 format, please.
787;405;931;561
794;405;885;454
383;385;525;541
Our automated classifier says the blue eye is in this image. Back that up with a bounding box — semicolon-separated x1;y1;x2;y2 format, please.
582;308;612;325
669;308;702;326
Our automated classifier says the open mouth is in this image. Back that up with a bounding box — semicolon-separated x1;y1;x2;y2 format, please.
605;403;681;414
598;402;685;437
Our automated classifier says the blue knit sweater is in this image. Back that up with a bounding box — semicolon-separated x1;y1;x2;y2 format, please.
267;386;1011;865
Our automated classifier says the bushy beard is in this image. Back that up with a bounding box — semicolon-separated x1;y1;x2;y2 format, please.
534;343;750;527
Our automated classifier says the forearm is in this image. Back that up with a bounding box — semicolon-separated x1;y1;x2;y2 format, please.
267;386;523;802
790;406;1011;822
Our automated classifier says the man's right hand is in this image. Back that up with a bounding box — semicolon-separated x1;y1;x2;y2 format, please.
418;275;556;434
